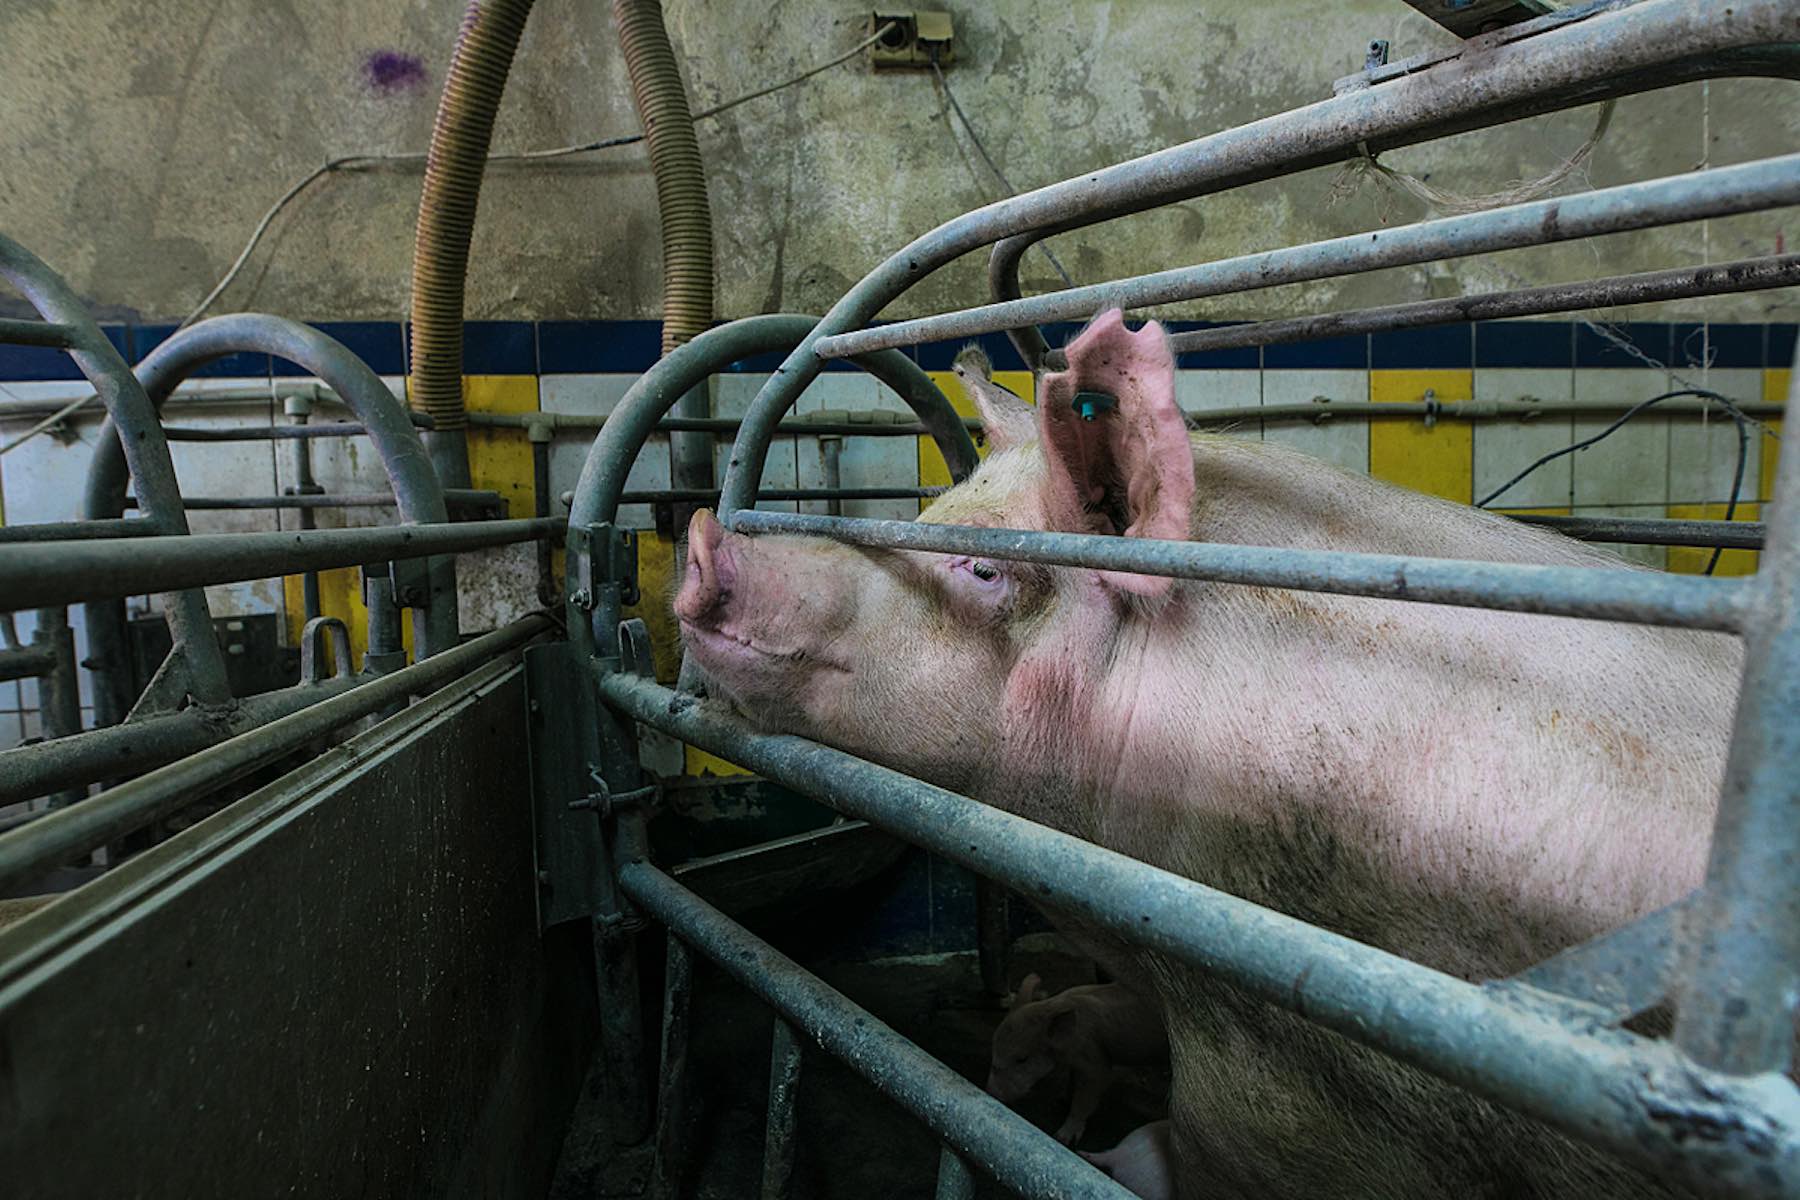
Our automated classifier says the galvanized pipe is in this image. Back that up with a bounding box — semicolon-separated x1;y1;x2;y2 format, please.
1673;357;1800;1076
0;644;56;684
760;1020;804;1200
650;930;695;1200
0;518;556;613
0;518;157;544
1511;514;1765;550
718;0;1800;513
730;512;1749;632
0;317;76;348
0;614;550;894
121;488;504;513
1138;254;1800;364
812;155;1800;359
602;673;1800;1199
0;673;363;807
83;313;461;666
618;862;1133;1200
0;234;233;714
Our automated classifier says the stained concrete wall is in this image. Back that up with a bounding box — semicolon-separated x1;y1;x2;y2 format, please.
1;0;1795;325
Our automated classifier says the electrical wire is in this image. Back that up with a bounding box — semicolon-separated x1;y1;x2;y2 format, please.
1478;388;1751;575
928;55;1075;289
179;21;900;329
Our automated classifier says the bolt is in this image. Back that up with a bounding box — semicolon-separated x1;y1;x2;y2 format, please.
570;588;593;610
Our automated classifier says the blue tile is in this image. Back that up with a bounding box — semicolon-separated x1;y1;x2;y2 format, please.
1264;333;1368;370
1574;321;1671;368
131;324;270;377
0;324;130;381
537;319;660;373
270;321;406;377
1372;324;1472;369
1475;321;1573;369
444;320;536;375
1772;324;1798;372
1671;323;1764;371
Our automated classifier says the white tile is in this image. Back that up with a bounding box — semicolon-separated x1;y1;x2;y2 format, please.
1262;370;1369;476
1570;371;1672;508
1666;368;1762;507
541;374;668;530
1472;368;1575;509
1175;371;1261;442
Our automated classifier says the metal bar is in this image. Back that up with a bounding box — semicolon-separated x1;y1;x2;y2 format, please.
622;487;943;504
158;423;377;442
618;862;1132;1200
120;489;505;512
0;644;56;683
31;608;85;809
760;1020;804;1200
0;388;437;424
813;155;1800;359
0;518;557;613
567;314;978;537
0;318;76;348
1509;513;1765;550
975;877;1011;1002
722;0;1800;505
0;518;159;544
1673;357;1800;1076
1515;896;1690;1022
730;512;1749;633
1136;255;1800;363
602;673;1800;1198
481;411;976;437
1203;399;1786;425
0;614;549;894
650;932;695;1200
0;675;363;807
0;234;234;712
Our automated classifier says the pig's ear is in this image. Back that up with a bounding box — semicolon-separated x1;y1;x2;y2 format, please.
1036;310;1194;597
953;345;1037;452
1013;973;1043;1007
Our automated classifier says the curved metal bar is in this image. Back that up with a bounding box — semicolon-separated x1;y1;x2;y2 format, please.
567;314;976;533
716;0;1800;516
565;313;976;657
0;233;233;716
80;316;461;712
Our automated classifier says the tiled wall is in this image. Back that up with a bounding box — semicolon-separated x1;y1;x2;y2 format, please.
1;318;1792;755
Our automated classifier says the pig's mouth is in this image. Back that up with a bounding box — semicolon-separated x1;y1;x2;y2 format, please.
675;508;849;675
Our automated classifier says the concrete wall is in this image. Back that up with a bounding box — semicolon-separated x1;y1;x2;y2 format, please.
1;0;1795;324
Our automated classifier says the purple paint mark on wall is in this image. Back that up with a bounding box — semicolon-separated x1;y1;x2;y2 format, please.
364;50;428;94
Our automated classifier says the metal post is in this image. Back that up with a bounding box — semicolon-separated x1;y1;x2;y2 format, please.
1672;356;1800;1076
285;394;323;622
975;877;1011;1003
32;609;84;809
651;932;695;1200
759;1019;804;1200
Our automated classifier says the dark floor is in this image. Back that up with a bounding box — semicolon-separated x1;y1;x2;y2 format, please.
553;935;1169;1200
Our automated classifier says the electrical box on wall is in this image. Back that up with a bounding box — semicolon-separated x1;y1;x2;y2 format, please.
867;11;954;69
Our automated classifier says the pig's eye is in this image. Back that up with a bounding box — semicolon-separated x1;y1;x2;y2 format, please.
970;561;1001;582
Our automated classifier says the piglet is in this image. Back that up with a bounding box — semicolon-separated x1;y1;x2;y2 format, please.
985;975;1168;1146
1081;1121;1175;1200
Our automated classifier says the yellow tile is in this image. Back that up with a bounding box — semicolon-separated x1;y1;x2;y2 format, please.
917;369;1026;498
685;745;753;777
462;375;539;521
1762;368;1789;504
1667;503;1761;577
621;530;684;684
1369;370;1473;504
1495;507;1571;517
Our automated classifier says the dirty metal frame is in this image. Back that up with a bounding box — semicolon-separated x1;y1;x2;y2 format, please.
554;4;1800;1196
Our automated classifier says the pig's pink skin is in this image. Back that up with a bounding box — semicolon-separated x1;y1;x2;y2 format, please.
676;310;1740;1197
1082;1121;1175;1200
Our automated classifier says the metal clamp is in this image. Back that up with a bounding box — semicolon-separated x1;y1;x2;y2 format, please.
299;616;353;683
619;618;655;678
572;522;639;610
568;765;657;819
389;556;433;609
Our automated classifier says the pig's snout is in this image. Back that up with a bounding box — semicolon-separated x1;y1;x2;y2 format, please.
675;508;733;624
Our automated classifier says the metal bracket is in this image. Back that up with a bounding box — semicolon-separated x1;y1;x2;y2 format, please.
571;523;639;611
123;645;195;722
567;766;658;820
1507;893;1694;1023
298;616;353;683
389;556;433;609
619;618;656;679
1394;0;1554;40
523;641;609;928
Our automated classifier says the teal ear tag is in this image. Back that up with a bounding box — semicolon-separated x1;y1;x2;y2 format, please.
1073;390;1117;422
